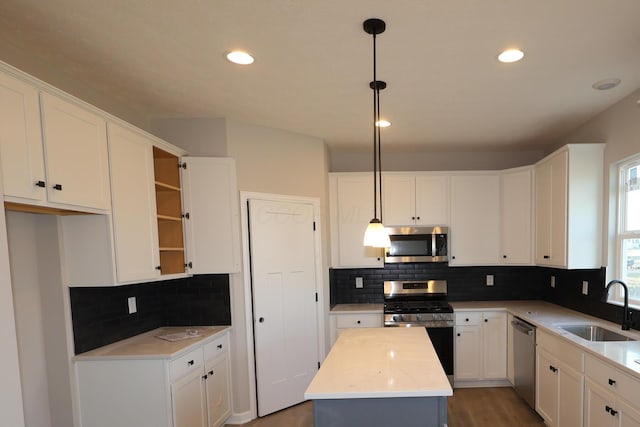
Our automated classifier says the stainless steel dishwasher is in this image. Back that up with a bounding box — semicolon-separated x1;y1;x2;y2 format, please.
512;316;536;409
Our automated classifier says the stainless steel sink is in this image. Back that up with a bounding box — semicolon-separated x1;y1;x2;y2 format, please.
558;324;636;342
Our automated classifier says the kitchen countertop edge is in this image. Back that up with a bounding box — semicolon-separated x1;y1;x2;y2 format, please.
72;325;232;361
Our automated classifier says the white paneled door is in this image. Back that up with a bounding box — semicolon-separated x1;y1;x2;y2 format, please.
248;198;319;417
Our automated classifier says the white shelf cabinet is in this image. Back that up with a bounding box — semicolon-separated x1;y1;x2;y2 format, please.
500;167;533;265
534;329;584;427
534;144;604;268
107;123;161;283
329;173;384;268
181;157;241;274
0;71;46;202
382;173;449;226
449;173;501;266
454;310;507;385
0;73;110;212
76;331;232;427
329;312;383;347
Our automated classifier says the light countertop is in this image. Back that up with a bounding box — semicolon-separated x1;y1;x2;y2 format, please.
330;303;384;314
451;300;640;378
73;325;231;361
304;327;453;400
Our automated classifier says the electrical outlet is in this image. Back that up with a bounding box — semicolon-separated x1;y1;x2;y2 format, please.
127;296;137;314
486;275;494;286
582;281;589;295
355;277;364;289
551;276;556;288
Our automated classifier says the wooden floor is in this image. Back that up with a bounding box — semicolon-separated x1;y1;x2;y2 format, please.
230;387;545;427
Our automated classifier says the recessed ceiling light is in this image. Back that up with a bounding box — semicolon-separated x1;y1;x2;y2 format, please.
226;51;254;65
592;78;621;90
498;49;524;63
376;120;391;128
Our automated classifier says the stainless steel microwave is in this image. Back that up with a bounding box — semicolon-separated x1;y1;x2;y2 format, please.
384;226;448;263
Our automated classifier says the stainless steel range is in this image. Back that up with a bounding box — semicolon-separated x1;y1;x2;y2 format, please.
384;280;454;381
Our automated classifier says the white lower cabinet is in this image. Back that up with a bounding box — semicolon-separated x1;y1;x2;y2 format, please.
584;354;640;427
454;310;507;385
535;329;584;427
329;312;383;346
76;331;232;427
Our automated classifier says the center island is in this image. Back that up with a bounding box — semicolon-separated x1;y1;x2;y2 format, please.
304;327;452;427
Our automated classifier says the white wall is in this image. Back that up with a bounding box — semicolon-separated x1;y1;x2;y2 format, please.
330;147;545;172
558;88;640;271
5;212;75;427
150;117;229;157
0;202;25;427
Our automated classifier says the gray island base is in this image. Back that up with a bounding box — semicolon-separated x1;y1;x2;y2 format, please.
313;395;447;427
305;328;452;427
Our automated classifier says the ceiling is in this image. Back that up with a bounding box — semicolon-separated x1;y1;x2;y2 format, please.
1;0;639;152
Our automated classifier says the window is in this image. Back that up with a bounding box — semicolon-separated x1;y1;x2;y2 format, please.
612;155;640;306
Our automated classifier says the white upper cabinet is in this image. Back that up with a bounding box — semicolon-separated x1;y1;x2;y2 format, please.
383;173;449;226
107;123;161;283
330;173;384;268
534;144;604;269
181;157;241;274
0;72;45;202
0;73;110;212
449;173;501;265
500;167;533;265
40;92;110;210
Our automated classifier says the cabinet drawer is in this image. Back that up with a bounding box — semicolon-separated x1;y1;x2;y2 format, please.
585;354;640;402
204;334;228;361
537;329;584;371
170;347;204;382
335;314;382;328
455;312;482;325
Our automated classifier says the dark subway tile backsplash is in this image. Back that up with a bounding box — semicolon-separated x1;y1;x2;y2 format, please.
330;263;544;305
70;274;231;354
331;263;636;331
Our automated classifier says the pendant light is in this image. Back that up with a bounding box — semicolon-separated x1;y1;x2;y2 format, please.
362;18;391;248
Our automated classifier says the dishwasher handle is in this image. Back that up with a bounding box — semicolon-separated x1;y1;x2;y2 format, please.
512;319;535;336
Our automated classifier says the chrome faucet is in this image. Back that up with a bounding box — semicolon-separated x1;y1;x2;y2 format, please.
605;280;633;331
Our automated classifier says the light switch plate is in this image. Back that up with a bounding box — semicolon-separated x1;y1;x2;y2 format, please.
486;275;494;286
127;296;137;314
582;281;589;295
355;277;364;289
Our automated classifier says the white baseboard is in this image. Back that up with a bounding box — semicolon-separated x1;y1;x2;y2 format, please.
225;410;254;425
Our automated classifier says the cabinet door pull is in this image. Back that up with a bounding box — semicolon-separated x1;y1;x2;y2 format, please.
503;255;507;259
259;317;265;323
543;255;550;259
217;344;223;349
457;333;461;337
465;318;469;322
416;216;420;220
35;180;46;188
188;360;194;366
357;320;361;324
155;266;162;271
53;184;63;191
484;319;488;323
608;378;616;385
202;374;208;380
182;212;190;219
208;370;214;376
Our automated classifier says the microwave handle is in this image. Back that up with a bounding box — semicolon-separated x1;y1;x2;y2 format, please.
431;234;436;257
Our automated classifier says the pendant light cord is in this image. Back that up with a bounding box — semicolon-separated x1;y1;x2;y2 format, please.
371;31;378;220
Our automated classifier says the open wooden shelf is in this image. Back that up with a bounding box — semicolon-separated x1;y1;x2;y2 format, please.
153;147;185;275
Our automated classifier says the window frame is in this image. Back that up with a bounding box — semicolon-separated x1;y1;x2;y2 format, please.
610;154;640;307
